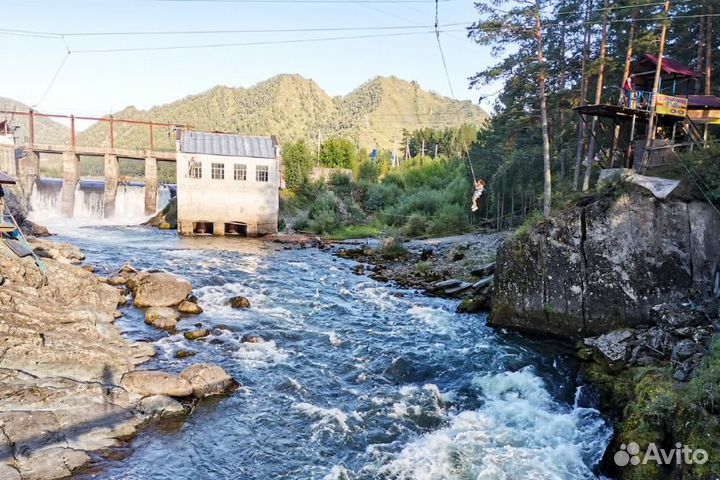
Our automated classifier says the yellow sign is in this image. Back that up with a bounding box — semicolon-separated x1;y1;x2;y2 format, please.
655;94;688;116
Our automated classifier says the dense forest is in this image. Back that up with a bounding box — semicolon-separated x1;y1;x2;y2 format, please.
467;0;719;226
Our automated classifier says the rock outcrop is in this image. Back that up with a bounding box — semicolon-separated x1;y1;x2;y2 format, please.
491;190;720;338
0;239;236;479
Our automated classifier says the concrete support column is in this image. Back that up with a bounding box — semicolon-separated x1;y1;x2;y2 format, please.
19;150;40;197
61;152;79;217
103;154;119;218
144;157;158;215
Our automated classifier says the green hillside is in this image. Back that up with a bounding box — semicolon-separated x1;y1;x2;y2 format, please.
76;75;488;151
0;97;70;145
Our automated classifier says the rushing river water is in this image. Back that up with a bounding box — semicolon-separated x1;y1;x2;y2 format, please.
39;224;612;480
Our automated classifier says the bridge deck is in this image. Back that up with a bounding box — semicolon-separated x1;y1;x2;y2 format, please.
28;143;177;161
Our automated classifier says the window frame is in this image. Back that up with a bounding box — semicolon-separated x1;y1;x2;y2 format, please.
233;163;247;181
256;164;269;182
211;162;225;180
188;158;202;179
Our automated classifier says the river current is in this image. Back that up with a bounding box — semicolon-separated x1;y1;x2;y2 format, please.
39;223;612;480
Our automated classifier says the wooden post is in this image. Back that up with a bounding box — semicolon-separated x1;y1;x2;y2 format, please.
28;109;35;145
641;0;671;169
149;122;154;151
70;115;76;149
109;115;115;150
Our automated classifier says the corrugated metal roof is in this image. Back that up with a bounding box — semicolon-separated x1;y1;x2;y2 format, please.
181;131;277;159
0;171;17;184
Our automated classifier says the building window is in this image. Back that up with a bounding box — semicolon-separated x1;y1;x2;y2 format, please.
188;158;202;179
234;164;247;181
211;162;225;180
256;165;269;182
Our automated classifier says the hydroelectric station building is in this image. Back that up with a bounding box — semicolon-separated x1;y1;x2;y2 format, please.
176;131;281;237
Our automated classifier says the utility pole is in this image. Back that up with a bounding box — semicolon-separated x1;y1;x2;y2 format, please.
421;139;426;157
640;0;671;169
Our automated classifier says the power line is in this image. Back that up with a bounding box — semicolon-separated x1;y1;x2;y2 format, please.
70;29;465;53
155;0;451;3
0;22;469;38
33;39;71;108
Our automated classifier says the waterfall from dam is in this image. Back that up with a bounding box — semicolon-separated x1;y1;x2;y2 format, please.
29;178;173;227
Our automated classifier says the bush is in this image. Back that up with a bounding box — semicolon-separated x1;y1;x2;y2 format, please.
309;208;340;234
428;204;468;236
402;213;428;237
292;213;310;231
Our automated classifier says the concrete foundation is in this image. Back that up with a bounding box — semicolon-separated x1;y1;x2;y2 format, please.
19;150;40;197
103;154;119;218
144;157;158;215
61;152;79;217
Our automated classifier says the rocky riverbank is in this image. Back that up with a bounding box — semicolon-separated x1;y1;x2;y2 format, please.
334;232;506;310
0;234;237;479
490;186;720;479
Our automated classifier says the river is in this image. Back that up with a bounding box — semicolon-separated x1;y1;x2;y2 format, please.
35;221;612;479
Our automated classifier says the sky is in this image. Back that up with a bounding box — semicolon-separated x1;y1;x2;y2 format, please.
0;0;499;126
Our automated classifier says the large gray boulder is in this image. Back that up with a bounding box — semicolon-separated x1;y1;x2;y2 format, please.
180;364;238;398
128;271;192;308
491;190;720;338
121;371;193;397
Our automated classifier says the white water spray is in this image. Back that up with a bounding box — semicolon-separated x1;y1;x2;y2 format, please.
29;178;171;229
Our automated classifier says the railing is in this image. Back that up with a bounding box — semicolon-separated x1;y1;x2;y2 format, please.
619;90;655;111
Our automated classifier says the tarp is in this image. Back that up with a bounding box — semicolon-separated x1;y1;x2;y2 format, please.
637;54;702;78
627;173;681;199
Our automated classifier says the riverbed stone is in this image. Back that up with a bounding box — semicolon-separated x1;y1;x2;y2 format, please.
184;329;210;341
228;296;251;309
121;371;193;397
178;300;203;314
594;329;634;367
129;271;192;308
180;364;238;398
0;464;21;480
135;395;187;418
144;307;179;330
241;334;264;343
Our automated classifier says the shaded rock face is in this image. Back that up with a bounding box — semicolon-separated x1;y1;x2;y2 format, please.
492;192;720;338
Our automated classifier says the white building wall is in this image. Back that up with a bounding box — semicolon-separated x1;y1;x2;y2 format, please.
176;151;279;236
0;135;16;176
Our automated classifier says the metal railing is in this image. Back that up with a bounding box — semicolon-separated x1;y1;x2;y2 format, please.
619;90;654;111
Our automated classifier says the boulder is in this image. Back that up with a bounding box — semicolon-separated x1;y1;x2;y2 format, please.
175;350;197;359
135;395;186;417
228;296;251;309
492;191;720;338
183;329;210;341
593;329;634;368
121;371;193;397
129;271;192;308
671;339;702;362
650;303;708;329
144;307;179;330
108;276;127;286
178;300;203;314
180;364;238;398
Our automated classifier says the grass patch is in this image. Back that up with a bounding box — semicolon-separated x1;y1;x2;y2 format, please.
326;224;383;240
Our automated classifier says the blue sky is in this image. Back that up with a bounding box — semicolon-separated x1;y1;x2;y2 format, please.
0;0;498;124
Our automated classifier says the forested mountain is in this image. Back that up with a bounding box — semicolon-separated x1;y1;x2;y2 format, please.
74;75;487;151
0;97;69;144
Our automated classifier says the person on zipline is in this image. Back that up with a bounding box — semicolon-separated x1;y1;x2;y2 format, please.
470;179;485;212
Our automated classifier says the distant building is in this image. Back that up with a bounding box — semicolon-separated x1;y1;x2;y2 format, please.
176;131;281;236
0;120;16;177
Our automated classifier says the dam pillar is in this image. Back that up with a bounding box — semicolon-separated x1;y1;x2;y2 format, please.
61;152;79;217
103;154;119;218
19;150;40;197
144;157;158;215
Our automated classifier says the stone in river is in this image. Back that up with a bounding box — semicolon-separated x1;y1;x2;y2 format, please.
184;329;210;341
228;296;251;309
129;271;192;308
121;371;193;397
178;300;203;314
144;307;179;331
180;364;238;398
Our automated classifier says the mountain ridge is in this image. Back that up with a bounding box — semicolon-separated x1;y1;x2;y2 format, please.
3;75;488;151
